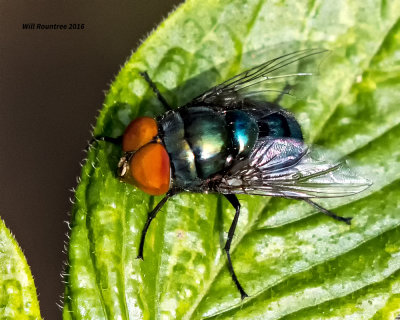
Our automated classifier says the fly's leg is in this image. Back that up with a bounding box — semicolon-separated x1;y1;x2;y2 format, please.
303;198;352;225
140;71;172;111
223;194;249;299
273;83;293;104
87;71;171;151
137;190;176;259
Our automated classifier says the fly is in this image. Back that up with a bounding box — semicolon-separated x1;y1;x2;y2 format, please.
94;49;371;299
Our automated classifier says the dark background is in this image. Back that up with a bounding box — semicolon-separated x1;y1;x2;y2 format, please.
0;1;182;318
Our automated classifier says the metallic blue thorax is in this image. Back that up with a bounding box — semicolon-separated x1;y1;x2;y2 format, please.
159;104;302;190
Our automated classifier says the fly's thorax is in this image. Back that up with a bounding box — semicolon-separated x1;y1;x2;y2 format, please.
159;110;204;190
159;106;260;190
180;107;230;179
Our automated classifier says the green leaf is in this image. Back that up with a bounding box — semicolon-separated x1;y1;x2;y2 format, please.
63;0;400;319
0;218;41;319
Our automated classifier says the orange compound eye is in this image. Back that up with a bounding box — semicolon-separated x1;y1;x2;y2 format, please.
130;143;171;196
122;117;158;152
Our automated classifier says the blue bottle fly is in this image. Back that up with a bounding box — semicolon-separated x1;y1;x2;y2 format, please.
96;49;371;299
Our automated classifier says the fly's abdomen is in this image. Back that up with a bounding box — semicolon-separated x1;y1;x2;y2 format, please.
261;112;303;139
249;101;303;140
226;110;259;158
160;103;303;190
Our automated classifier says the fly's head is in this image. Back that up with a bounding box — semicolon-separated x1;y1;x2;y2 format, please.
118;116;171;196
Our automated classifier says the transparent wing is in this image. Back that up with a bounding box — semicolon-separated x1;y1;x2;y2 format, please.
216;138;371;198
187;48;328;107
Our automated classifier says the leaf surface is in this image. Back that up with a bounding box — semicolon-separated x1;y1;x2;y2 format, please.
64;0;400;319
0;218;41;319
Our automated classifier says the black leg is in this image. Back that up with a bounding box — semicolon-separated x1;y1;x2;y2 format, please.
273;83;293;104
223;194;248;299
137;190;176;259
140;71;172;111
303;198;352;225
